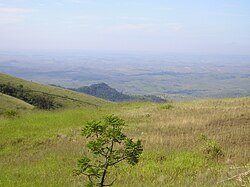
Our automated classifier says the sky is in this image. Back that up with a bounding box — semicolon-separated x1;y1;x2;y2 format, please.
0;0;250;55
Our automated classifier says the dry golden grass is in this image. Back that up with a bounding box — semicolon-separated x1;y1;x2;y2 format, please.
118;97;250;164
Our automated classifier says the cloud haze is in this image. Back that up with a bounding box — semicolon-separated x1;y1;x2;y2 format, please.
0;8;32;24
0;0;249;55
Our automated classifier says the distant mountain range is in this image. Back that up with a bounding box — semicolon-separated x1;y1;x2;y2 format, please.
71;83;167;103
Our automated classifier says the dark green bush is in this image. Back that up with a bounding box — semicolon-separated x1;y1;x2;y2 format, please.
0;83;58;110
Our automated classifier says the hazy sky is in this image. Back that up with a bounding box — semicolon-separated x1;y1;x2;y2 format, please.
0;0;250;54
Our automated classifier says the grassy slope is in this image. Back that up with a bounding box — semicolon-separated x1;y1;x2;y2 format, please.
0;73;111;109
0;97;249;186
0;93;34;113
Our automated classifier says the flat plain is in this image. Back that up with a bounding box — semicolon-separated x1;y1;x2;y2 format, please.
1;53;249;101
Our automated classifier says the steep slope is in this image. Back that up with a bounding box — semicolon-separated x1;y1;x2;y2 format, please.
0;73;111;109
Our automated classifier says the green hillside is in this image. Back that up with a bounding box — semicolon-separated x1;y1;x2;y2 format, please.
0;73;111;109
0;96;249;186
0;93;33;113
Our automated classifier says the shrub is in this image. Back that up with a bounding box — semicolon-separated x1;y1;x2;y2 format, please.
32;95;56;110
74;115;143;187
4;110;18;118
160;104;174;110
200;134;224;161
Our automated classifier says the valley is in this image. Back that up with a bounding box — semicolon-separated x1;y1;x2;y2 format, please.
1;52;249;101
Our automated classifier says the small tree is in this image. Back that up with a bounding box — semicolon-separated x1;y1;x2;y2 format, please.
74;115;143;187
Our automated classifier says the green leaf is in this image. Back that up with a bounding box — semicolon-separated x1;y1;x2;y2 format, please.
125;139;143;165
82;120;105;137
77;156;91;173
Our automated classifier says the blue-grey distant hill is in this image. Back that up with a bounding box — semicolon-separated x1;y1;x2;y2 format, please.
72;83;167;103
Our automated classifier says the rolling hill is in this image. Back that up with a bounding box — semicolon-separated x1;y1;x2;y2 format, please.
0;73;111;110
0;93;33;113
73;82;167;102
0;96;249;186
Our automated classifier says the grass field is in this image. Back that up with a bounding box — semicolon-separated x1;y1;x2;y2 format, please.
0;97;249;186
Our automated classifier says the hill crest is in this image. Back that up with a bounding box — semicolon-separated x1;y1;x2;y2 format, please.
73;83;167;103
0;73;110;110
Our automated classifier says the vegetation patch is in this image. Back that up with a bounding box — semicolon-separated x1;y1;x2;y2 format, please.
199;134;224;162
0;83;60;109
160;104;174;109
3;110;19;118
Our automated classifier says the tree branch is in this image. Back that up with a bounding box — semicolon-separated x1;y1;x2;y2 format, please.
218;170;250;184
110;156;127;166
103;179;116;186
